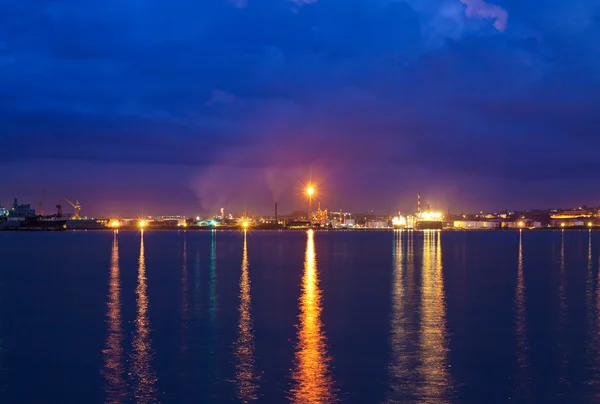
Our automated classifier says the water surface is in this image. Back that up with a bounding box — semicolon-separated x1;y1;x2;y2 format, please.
1;229;600;403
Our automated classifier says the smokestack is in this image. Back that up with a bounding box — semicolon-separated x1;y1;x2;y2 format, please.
417;192;421;214
275;201;278;223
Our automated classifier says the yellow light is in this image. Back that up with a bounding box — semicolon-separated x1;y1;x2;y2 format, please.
392;216;407;226
419;211;443;221
182;222;188;227
307;186;314;196
561;223;565;228
242;221;249;228
139;220;147;228
589;222;593;227
518;221;524;227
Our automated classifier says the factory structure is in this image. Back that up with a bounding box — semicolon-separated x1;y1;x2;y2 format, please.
0;192;446;231
391;192;445;230
0;197;106;230
3;190;600;231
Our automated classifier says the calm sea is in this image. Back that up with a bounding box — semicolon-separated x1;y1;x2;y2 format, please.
1;229;600;403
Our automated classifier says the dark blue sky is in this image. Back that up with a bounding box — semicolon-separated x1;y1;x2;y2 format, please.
2;0;599;217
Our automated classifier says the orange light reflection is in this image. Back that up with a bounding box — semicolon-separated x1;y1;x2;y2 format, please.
418;231;450;401
102;232;126;402
388;230;419;401
131;231;158;402
290;229;337;403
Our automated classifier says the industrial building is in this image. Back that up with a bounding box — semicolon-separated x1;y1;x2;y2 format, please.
550;210;594;227
454;220;500;229
8;199;36;218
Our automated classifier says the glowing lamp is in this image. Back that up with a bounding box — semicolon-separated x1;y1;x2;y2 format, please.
561;223;565;228
307;186;314;196
110;220;120;228
242;221;249;229
139;220;147;228
589;222;593;227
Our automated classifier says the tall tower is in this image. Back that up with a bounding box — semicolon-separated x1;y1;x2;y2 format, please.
417;192;421;215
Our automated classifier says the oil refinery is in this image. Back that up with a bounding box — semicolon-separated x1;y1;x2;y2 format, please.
4;187;598;231
391;192;444;230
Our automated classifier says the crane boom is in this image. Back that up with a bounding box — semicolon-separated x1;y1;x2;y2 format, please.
64;197;81;219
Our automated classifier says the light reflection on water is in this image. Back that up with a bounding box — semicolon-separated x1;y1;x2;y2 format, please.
7;230;600;402
194;248;201;314
208;229;219;391
209;229;217;323
595;232;600;398
419;230;450;403
515;230;532;400
180;235;189;356
586;230;593;362
388;230;419;401
559;231;567;321
178;234;190;391
102;231;127;403
131;231;159;403
234;230;260;402
586;230;600;398
290;229;337;403
558;230;569;390
0;248;6;400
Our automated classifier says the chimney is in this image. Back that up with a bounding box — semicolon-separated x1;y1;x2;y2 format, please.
417;192;421;214
275;202;278;223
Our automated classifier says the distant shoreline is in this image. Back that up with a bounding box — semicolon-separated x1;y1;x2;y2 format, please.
0;226;595;232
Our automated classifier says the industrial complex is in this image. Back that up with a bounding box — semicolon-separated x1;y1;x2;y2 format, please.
1;190;599;231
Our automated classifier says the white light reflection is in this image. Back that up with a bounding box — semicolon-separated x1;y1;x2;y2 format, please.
234;230;260;402
515;230;532;399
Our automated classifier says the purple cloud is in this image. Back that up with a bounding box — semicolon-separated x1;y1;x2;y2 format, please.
460;0;508;31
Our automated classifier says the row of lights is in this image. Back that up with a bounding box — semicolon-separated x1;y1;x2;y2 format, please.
110;220;146;228
518;221;595;228
107;183;316;230
110;219;252;229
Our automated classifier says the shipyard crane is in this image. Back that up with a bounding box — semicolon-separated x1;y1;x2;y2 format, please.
64;197;81;219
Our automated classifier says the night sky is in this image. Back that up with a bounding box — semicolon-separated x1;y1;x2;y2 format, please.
2;1;599;217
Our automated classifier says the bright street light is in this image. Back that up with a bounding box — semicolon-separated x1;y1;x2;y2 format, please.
306;185;315;223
